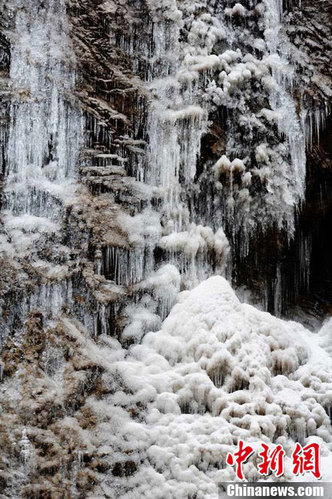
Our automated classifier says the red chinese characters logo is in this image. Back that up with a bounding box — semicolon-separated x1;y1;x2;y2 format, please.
292;443;321;479
226;441;321;481
226;440;254;480
258;443;285;478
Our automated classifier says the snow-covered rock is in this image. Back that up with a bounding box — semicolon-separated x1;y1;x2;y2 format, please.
111;277;332;496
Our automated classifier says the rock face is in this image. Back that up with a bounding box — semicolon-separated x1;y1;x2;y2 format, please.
234;0;332;321
0;0;331;496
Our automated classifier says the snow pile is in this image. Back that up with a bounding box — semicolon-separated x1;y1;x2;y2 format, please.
2;278;331;498
110;277;332;497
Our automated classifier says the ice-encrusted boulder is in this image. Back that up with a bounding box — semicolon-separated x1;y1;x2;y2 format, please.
111;276;332;497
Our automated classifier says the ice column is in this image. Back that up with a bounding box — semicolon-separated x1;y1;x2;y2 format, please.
146;8;207;232
263;0;306;230
3;0;82;232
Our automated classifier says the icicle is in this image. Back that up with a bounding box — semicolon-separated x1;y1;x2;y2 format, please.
0;0;83;347
302;101;331;149
2;0;83;250
19;429;32;469
145;5;208;233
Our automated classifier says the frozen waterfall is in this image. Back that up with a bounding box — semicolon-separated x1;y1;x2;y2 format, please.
0;0;331;497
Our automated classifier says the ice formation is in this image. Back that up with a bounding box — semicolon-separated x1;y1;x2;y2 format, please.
302;101;331;149
130;0;308;283
0;0;82;260
5;277;326;497
3;0;82;232
109;0;309;327
103;277;332;497
0;0;311;337
0;0;330;496
0;0;82;344
1;277;330;497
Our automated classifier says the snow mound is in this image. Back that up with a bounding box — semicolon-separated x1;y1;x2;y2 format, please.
113;277;332;497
